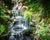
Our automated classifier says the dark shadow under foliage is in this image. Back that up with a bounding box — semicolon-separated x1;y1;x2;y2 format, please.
39;0;50;18
0;0;13;9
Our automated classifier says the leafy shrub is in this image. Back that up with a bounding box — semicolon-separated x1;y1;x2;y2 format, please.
35;19;50;40
0;25;5;36
0;2;9;37
23;10;32;20
0;6;8;20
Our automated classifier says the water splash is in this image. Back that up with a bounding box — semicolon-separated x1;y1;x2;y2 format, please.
9;35;16;40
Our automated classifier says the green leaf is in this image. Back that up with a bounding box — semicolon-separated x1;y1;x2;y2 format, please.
23;10;32;20
0;25;5;35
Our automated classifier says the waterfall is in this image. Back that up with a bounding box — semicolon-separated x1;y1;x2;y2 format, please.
8;1;32;40
10;1;28;35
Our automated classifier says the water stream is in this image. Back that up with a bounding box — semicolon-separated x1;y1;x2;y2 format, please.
8;1;32;40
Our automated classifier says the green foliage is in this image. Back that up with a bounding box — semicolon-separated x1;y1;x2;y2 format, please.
23;10;32;20
0;25;5;36
28;3;42;12
0;6;8;20
0;2;8;25
23;0;42;12
41;34;50;40
0;1;9;37
36;19;50;36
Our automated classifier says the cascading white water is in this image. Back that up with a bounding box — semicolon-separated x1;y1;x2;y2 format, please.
11;1;28;35
8;1;31;40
